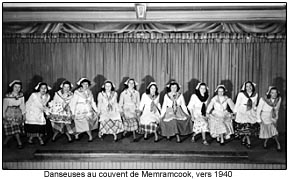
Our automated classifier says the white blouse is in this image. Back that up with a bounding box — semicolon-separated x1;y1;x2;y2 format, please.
3;93;25;117
161;93;189;117
187;94;208;118
25;92;50;125
233;92;258;113
139;93;161;114
206;95;235;114
257;97;281;124
119;89;140;111
69;89;98;115
97;91;120;114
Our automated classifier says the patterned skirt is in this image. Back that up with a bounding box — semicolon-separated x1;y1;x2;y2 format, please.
234;122;260;137
48;114;75;134
259;122;278;139
160;107;193;137
123;117;138;131
99;119;124;135
139;123;159;134
192;115;209;134
3;106;24;136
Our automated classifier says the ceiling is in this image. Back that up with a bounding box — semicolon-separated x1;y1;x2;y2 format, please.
3;3;286;23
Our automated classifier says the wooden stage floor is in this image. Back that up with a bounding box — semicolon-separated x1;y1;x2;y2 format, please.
2;132;287;169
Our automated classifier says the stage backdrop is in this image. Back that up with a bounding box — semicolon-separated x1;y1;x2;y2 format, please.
2;33;286;132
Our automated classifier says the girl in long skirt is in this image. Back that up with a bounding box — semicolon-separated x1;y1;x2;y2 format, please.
25;82;51;146
234;81;260;149
48;80;75;142
139;82;161;142
160;81;193;143
257;86;282;151
98;80;124;142
187;82;210;145
119;78;140;142
206;85;235;145
69;78;98;142
3;80;25;149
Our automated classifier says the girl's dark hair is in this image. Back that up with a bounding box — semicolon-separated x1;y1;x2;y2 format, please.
76;79;91;90
7;81;23;93
101;81;115;92
146;84;159;96
241;81;255;94
166;82;180;93
124;79;137;90
214;86;226;96
195;83;209;96
79;79;91;87
61;81;73;92
266;87;281;99
36;82;49;92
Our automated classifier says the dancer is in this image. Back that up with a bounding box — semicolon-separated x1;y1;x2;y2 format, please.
138;82;161;142
160;81;193;143
234;81;259;149
3;80;25;149
70;78;98;142
119;78;140;142
257;86;282;152
48;80;75;142
206;85;235;145
98;80;124;142
25;82;51;146
188;82;210;145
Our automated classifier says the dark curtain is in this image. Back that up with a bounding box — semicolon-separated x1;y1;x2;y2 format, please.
2;35;286;132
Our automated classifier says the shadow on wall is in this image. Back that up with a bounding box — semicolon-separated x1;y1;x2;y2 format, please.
272;77;286;133
220;79;234;99
138;75;155;97
50;78;67;99
220;79;234;113
159;79;177;105
90;75;107;104
183;78;201;105
24;75;43;101
116;77;130;101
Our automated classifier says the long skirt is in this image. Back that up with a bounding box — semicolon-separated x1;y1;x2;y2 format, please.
74;103;98;133
259;122;278;139
48;114;75;134
208;115;227;138
160;107;193;137
24;124;46;137
3;106;24;136
122;104;139;131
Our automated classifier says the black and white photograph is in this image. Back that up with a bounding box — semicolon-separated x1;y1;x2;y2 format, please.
1;1;287;176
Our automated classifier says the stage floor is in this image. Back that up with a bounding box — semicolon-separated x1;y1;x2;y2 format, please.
3;132;286;165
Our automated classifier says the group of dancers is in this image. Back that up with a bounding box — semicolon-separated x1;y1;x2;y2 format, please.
3;78;282;152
